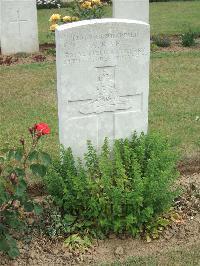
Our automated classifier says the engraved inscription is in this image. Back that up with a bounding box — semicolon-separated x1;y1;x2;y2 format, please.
64;47;147;65
65;31;139;42
79;66;132;114
63;30;148;65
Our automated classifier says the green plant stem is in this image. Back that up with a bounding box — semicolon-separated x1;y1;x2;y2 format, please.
22;135;39;179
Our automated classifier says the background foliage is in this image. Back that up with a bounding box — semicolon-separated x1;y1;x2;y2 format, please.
37;0;61;9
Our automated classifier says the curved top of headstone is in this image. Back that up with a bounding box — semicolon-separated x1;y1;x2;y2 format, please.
56;18;149;32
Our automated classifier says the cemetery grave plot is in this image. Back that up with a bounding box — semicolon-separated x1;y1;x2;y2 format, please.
0;1;200;265
0;35;199;266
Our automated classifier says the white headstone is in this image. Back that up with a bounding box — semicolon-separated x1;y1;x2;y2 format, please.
113;0;149;23
1;0;39;55
56;19;150;157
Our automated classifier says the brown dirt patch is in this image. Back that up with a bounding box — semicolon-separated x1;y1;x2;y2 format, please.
0;172;200;266
0;53;55;66
151;35;200;52
0;44;55;66
178;156;200;175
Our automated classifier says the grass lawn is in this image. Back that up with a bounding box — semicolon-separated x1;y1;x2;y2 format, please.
38;1;200;44
150;1;200;36
109;243;200;266
0;51;199;158
149;51;200;157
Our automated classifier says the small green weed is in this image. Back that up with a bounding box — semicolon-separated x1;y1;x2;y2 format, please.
152;35;171;47
181;30;196;47
64;234;92;252
151;42;159;52
44;47;56;56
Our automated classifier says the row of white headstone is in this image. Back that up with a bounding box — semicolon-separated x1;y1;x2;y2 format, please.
0;0;149;55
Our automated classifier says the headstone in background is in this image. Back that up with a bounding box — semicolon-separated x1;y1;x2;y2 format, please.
1;0;39;55
113;0;149;23
56;19;150;157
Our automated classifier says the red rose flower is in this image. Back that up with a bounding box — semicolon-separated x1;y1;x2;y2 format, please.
34;123;50;136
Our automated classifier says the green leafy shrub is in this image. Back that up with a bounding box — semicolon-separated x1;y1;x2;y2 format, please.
0;123;51;258
181;30;196;47
152;35;171;47
45;133;179;239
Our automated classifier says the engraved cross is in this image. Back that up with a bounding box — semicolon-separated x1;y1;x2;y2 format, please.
10;10;28;37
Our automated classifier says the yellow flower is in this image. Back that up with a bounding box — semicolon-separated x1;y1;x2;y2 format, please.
49;14;61;22
91;0;101;5
49;24;59;31
71;16;79;22
81;1;92;9
62;16;72;22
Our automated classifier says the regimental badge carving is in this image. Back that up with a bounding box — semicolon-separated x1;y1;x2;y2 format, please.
79;66;132;114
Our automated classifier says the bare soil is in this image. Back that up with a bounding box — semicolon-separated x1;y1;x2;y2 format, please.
0;171;199;266
178;156;200;175
0;44;55;66
154;36;200;52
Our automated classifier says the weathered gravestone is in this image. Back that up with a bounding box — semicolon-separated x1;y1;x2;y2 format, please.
56;19;150;157
1;0;39;55
113;0;149;23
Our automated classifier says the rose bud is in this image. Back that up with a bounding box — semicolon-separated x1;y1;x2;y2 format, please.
29;127;34;135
